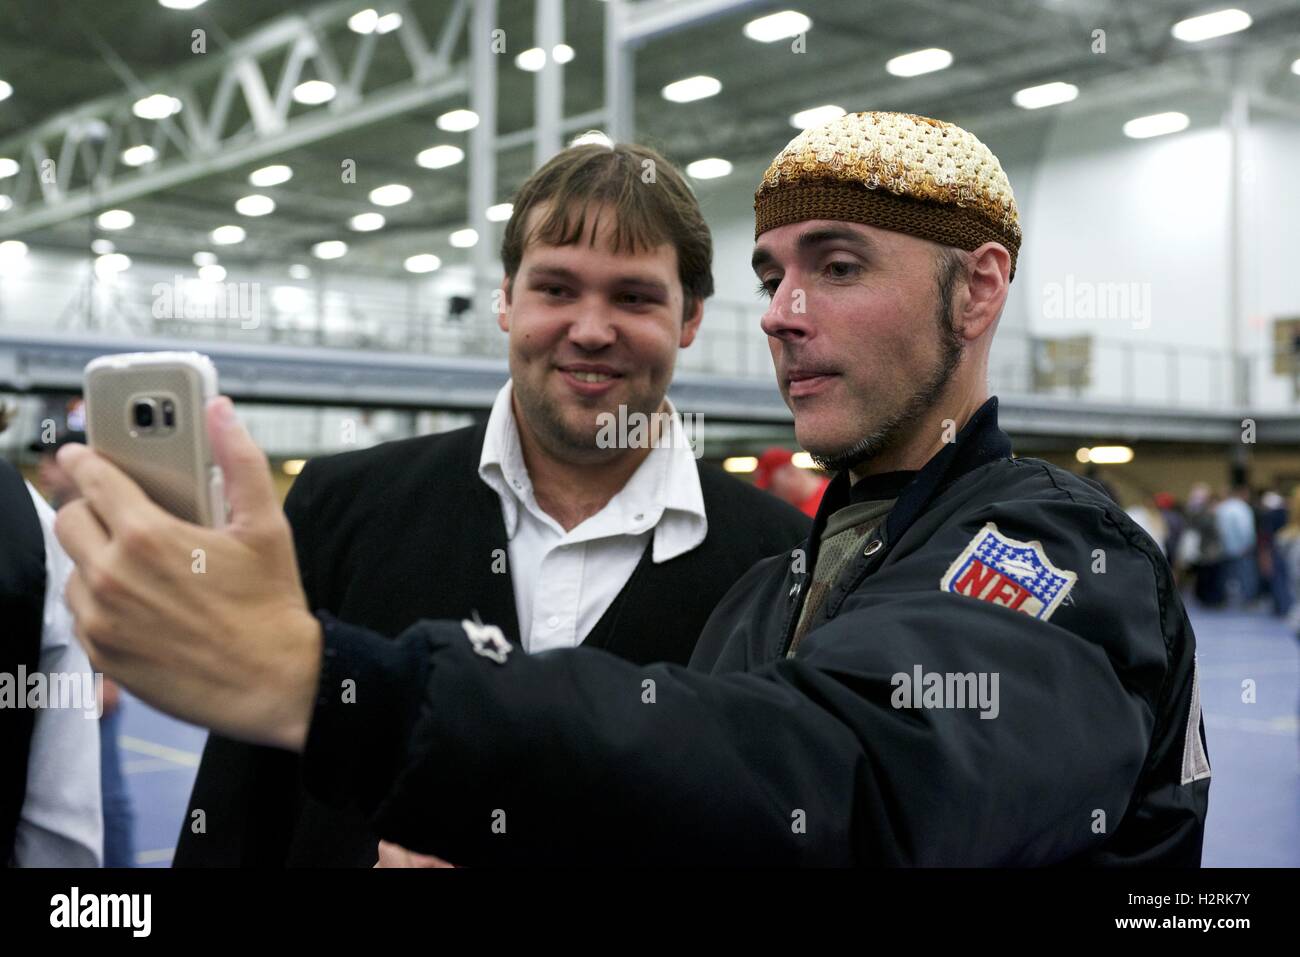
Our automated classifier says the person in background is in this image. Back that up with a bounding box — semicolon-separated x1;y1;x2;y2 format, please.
1125;493;1168;557
1185;484;1225;607
1154;492;1185;577
1256;490;1290;617
1277;488;1300;637
28;429;133;868
752;446;829;517
1215;484;1258;607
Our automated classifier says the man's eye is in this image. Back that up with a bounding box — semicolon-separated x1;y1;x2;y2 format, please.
754;278;779;299
541;285;572;298
826;261;861;280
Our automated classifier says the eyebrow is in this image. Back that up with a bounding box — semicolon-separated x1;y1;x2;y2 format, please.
527;264;669;297
751;226;879;274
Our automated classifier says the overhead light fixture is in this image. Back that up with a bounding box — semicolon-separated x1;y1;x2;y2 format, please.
132;94;183;120
886;47;953;77
569;130;612;148
1172;8;1252;43
1013;81;1079;110
94;253;132;278
91;239;115;255
312;240;347;260
0;240;28;261
790;104;845;129
0;157;21;178
210;224;246;245
0;196;12;212
97;209;134;230
404;253;442;273
516;47;546;72
1076;445;1134;464
0;80;13;104
552;44;574;64
437;109;479;131
349;212;385;231
662;75;721;103
235;194;275;216
486;202;513;222
1291;57;1300;75
416;144;464;168
292;80;336;105
159;0;207;8
198;263;227;282
743;10;811;43
288;263;312;279
272;286;309;312
449;228;478;248
375;12;402;33
121;144;158;167
1123;111;1189;139
369;183;413;206
686;157;732;179
192;250;217;267
790;452;816;469
723;456;758;473
348;8;379;33
249;164;292;187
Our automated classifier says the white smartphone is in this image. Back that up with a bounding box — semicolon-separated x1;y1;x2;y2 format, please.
83;351;227;527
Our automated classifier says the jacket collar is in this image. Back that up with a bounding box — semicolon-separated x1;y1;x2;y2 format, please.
809;396;1012;548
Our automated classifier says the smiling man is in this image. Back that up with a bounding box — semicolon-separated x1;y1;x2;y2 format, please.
57;113;1208;865
171;141;808;867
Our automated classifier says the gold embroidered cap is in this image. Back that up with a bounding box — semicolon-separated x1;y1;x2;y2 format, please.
754;111;1021;279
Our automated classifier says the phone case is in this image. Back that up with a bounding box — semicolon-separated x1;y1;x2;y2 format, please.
84;352;226;527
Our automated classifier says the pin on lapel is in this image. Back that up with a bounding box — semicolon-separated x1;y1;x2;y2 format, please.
462;610;512;664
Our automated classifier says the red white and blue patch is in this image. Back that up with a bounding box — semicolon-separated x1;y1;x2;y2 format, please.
940;522;1077;621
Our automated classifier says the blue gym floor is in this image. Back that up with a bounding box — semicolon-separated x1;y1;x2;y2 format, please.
116;603;1299;867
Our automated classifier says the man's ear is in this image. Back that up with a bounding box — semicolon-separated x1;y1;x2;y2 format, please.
497;276;512;333
955;243;1010;342
679;295;704;349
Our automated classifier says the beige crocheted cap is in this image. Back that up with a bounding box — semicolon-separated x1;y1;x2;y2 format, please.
754;111;1022;280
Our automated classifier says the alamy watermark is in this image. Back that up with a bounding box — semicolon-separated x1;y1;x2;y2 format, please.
595;405;704;459
152;275;261;330
0;668;103;719
1042;274;1151;330
891;665;1000;719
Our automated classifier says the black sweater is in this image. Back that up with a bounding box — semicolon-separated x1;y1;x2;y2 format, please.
174;421;808;866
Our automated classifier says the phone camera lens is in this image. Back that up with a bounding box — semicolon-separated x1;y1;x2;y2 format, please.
162;400;176;428
133;400;155;429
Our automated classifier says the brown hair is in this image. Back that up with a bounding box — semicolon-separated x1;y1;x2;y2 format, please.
500;141;714;317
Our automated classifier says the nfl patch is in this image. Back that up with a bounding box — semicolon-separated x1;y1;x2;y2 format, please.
940;522;1077;621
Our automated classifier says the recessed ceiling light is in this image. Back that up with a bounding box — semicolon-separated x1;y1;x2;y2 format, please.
369;184;413;206
133;94;183;120
416;145;464;168
97;209;134;230
569;130;613;148
235;194;275;216
0;158;20;178
0;80;10;103
0;196;12;212
743;10;810;43
211;224;246;245
1172;8;1252;43
288;263;311;279
686;158;732;179
293;80;336;105
886;47;953;77
1123;111;1190;139
348;9;378;33
552;44;574;64
198;263;227;282
437;109;479;132
516;47;546;72
449;228;478;248
121;144;158;167
249;164;292;187
1013;81;1079;110
193;251;217;266
94;253;132;277
404;254;442;273
158;0;207;9
91;239;115;255
349;212;385;231
486;203;513;222
790;104;845;129
376;12;402;33
312;240;347;260
662;75;721;103
0;240;29;260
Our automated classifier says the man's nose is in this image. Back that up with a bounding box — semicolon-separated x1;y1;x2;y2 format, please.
568;297;619;350
760;277;813;342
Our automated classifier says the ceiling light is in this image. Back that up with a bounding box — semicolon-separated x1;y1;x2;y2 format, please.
569;130;612;148
249;164;292;187
743;10;810;43
348;9;378;33
0;81;12;104
1123;111;1189;139
312;240;347;259
1077;445;1133;464
886;47;953;77
198;264;227;282
133;94;183;120
0;240;28;261
486;202;513;222
193;251;217;266
94;253;131;278
416;145;464;168
289;263;312;279
449;228;478;248
516;47;546;72
437;109;479;131
686;158;732;179
376;12;402;33
121;144;158;167
723;456;757;473
159;0;207;8
404;254;442;273
91;239;115;255
0;196;12;212
662;75;721;103
0;158;21;178
349;212;385;231
210;224;246;245
97;209;134;230
369;183;412;206
552;44;574;64
1171;8;1252;43
1013;81;1079;110
790;104;845;129
235;194;275;216
293;80;336;105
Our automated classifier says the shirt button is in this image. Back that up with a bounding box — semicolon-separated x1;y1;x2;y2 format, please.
547;615;560;628
512;480;522;489
864;539;883;556
634;512;645;522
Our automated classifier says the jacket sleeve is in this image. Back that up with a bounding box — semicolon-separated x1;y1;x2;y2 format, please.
299;495;1169;866
173;461;320;866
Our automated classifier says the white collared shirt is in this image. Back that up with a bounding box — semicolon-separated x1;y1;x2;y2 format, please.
13;483;103;867
477;382;707;653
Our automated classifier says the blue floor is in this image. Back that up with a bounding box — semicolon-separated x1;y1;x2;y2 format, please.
116;602;1299;867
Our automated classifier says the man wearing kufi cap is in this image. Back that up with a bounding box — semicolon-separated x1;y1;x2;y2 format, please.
52;114;1209;867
